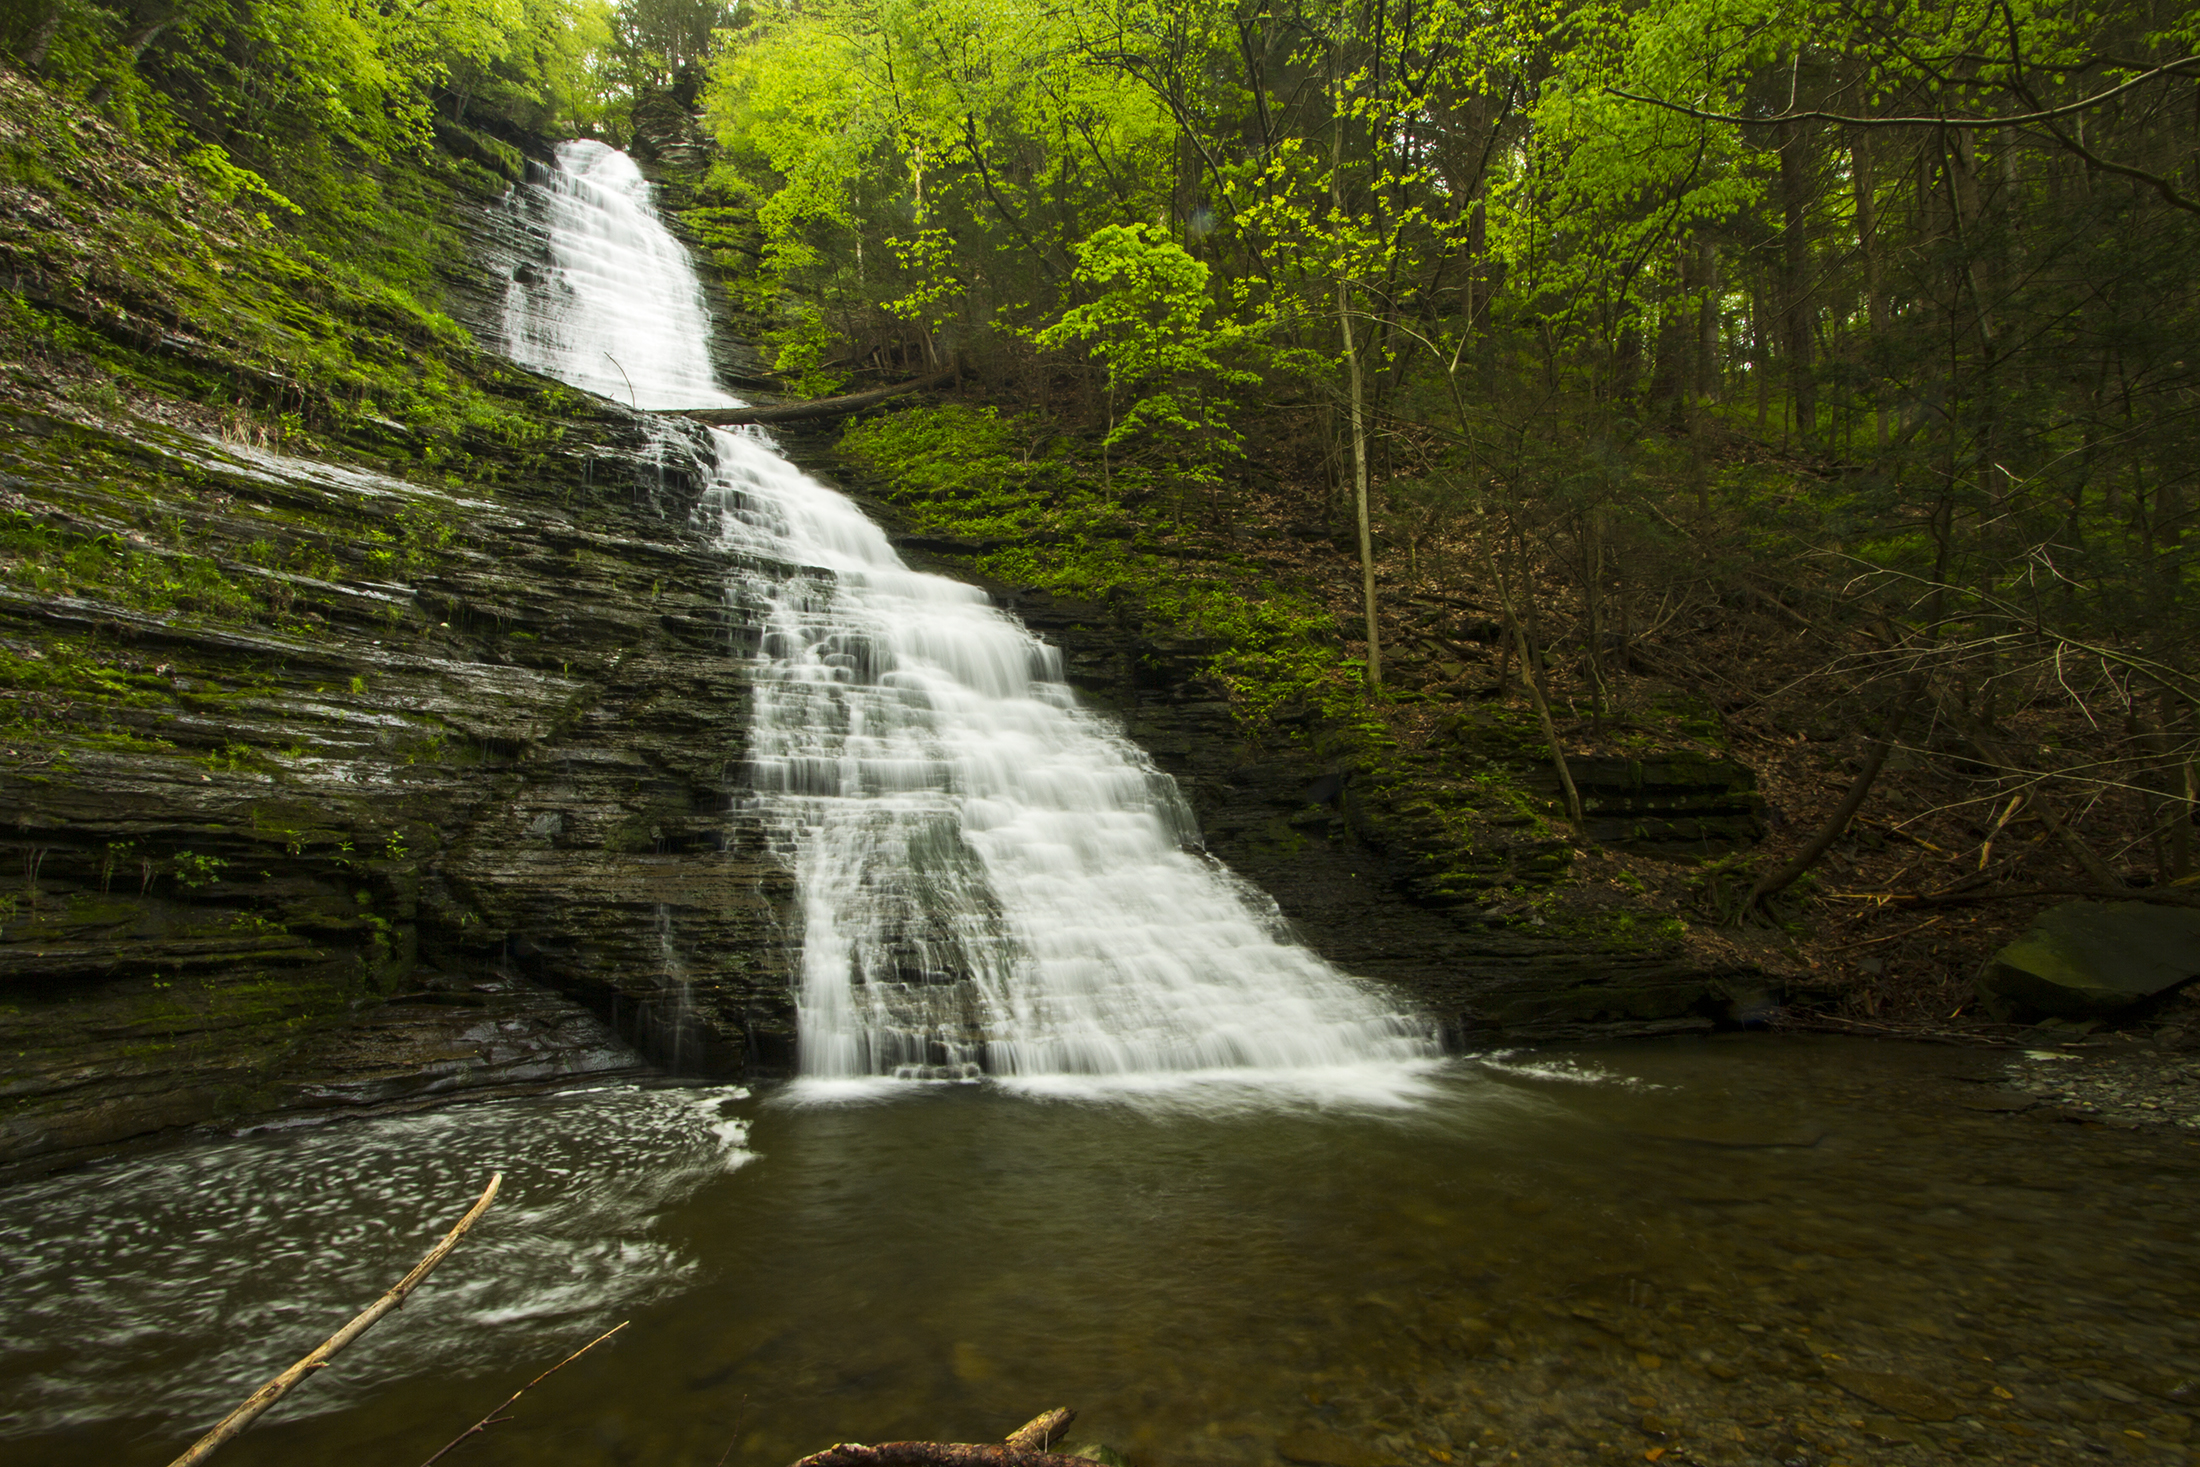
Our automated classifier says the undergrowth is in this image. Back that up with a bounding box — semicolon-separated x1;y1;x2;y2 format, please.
841;403;1383;740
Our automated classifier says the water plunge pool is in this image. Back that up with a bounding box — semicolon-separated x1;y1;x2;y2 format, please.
4;1036;2196;1465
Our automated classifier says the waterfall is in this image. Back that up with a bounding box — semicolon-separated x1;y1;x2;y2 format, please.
505;142;1437;1086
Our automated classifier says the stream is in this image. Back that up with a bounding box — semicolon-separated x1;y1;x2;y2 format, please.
2;1039;2197;1464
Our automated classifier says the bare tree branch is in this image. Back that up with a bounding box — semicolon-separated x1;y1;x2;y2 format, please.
1604;56;2200;131
167;1174;503;1467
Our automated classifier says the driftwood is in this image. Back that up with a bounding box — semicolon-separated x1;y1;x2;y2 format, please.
792;1408;1084;1467
675;366;956;426
1003;1409;1075;1452
166;1173;503;1467
419;1319;630;1466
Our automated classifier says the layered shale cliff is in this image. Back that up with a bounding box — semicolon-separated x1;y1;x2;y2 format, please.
0;399;803;1170
0;68;1781;1173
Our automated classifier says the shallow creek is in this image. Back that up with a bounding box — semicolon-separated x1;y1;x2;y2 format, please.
3;1036;2197;1467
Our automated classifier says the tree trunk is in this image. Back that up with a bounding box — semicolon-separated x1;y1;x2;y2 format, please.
1332;53;1380;692
1694;234;1720;406
1848;125;1888;446
24;4;64;70
1777;117;1818;443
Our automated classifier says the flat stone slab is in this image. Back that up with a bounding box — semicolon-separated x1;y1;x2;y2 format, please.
1976;900;2200;1020
1824;1367;1960;1421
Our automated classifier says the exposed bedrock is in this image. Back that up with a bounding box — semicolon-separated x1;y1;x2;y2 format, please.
0;395;797;1173
2;169;1766;1173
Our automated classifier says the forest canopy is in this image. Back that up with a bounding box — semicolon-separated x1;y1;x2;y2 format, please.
701;0;2200;888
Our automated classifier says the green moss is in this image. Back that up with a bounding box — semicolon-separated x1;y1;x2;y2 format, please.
842;404;1377;739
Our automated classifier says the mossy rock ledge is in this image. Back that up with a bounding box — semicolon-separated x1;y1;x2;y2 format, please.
0;395;799;1175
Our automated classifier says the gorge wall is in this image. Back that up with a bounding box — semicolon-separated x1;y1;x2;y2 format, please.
0;76;1774;1174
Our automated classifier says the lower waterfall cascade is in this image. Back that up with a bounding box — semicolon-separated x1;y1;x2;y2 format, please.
504;141;1437;1083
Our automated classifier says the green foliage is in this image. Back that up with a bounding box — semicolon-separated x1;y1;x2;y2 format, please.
705;0;1174;327
843;404;1372;736
1034;224;1256;484
0;507;258;621
171;851;227;889
760;300;850;397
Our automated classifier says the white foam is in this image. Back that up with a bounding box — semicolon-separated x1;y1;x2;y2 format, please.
507;145;1440;1091
0;1084;757;1438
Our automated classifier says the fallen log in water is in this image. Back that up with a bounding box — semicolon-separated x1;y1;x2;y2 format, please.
673;366;957;426
165;1173;503;1467
793;1407;1086;1467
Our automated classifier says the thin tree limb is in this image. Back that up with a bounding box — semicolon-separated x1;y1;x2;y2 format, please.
167;1174;503;1467
1483;534;1589;839
1738;673;1925;921
419;1320;630;1467
1604;57;2200;131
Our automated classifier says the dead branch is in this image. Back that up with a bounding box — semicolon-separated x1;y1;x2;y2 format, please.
1482;534;1589;840
1604;57;2200;131
792;1408;1084;1467
1004;1410;1076;1452
674;367;957;426
419;1320;630;1467
1737;673;1925;921
1827;883;2200;910
166;1173;503;1467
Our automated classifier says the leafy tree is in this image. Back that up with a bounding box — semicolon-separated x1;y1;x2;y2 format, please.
1034;223;1255;489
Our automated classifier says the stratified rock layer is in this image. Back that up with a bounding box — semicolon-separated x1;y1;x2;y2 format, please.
0;399;796;1172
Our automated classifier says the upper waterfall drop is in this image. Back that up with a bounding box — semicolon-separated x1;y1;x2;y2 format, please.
504;143;1439;1089
503;140;733;411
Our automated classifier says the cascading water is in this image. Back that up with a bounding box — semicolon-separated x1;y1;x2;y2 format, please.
506;142;1438;1086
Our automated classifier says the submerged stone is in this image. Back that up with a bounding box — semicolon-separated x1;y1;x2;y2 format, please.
1975;901;2200;1021
1823;1368;1959;1422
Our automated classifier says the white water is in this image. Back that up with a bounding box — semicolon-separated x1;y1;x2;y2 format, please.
506;142;1437;1088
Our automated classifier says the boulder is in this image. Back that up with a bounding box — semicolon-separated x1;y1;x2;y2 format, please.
1975;900;2200;1020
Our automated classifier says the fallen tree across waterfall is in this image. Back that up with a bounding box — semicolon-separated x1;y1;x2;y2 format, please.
673;366;957;426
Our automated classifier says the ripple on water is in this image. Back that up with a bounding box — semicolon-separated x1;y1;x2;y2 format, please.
4;1040;2199;1467
0;1083;753;1437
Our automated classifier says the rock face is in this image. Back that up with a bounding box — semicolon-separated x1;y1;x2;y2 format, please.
0;396;797;1173
1976;901;2200;1021
1532;754;1764;852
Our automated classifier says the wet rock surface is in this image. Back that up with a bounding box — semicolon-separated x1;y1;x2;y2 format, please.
0;395;797;1172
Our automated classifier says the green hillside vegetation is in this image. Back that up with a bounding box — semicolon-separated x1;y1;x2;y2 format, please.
5;0;2199;1014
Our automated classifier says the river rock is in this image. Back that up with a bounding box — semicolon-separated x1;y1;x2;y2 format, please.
1823;1367;1959;1422
1975;901;2200;1020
